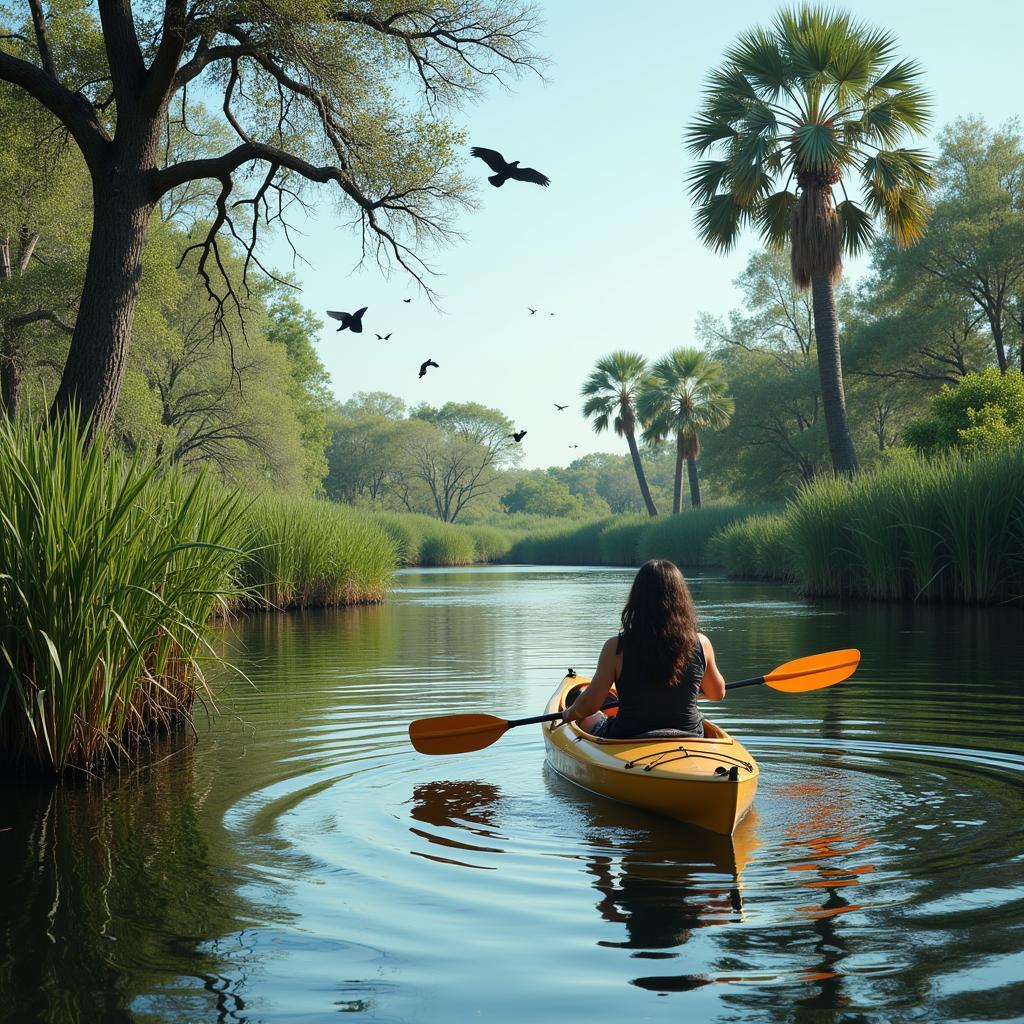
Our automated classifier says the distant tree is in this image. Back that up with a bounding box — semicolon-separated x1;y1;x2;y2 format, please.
637;348;733;511
500;475;586;518
339;392;407;420
687;6;935;474
581;351;659;516
904;369;1024;456
0;1;543;435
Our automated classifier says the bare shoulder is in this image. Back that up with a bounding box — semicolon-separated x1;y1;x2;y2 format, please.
601;635;621;657
698;632;715;657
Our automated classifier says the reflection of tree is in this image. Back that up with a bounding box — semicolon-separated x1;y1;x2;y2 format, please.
0;742;253;1024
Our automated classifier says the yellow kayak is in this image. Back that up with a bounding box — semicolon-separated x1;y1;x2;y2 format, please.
542;673;759;835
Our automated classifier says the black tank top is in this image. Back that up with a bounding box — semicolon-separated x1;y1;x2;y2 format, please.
605;634;706;738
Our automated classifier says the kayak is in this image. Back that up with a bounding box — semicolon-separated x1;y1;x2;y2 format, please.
542;673;759;835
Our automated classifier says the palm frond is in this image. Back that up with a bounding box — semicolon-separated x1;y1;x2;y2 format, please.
693;193;747;252
756;189;798;251
685;115;739;156
793;122;841;171
686;160;732;204
836;198;875;255
725;28;791;96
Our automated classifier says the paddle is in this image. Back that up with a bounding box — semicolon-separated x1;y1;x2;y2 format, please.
408;648;860;756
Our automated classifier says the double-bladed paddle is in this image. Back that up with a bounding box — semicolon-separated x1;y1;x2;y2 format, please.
408;648;860;756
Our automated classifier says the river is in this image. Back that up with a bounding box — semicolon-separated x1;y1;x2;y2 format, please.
2;566;1024;1023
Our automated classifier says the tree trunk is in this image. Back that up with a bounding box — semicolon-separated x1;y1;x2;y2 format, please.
0;333;18;419
686;456;701;508
625;429;658;517
810;273;859;475
672;436;683;515
49;174;155;435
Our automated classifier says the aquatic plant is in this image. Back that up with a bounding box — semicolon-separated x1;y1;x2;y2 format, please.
0;413;247;773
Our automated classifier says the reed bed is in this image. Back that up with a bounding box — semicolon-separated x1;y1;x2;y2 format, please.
506;518;614;564
719;449;1024;604
0;415;247;774
707;514;794;580
372;513;515;566
238;497;396;608
635;506;776;567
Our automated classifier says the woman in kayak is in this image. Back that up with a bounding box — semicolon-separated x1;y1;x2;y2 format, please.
561;559;726;738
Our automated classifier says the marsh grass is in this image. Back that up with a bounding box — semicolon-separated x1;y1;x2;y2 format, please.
372;513;503;566
239;498;396;608
707;514;794;580
0;414;247;774
636;506;775;566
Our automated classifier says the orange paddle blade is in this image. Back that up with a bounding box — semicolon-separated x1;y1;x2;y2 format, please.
408;713;510;755
764;649;861;692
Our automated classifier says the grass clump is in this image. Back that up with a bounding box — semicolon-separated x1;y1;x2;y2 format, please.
239;497;396;608
707;514;794;580
0;414;247;775
636;506;775;566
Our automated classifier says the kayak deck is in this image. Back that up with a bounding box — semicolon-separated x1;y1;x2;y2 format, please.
542;674;759;835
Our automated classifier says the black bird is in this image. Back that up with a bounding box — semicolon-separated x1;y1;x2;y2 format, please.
403;298;412;303
528;308;538;315
510;430;527;443
569;444;580;449
376;333;392;341
554;403;568;411
419;358;439;378
326;306;367;333
471;147;550;188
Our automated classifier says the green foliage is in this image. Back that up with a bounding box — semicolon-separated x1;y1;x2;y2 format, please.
370;513;506;566
904;369;1024;455
707;514;794;580
636;506;775;566
501;475;586;517
598;516;649;565
507;519;613;566
686;6;936;259
0;413;248;773
237;496;396;609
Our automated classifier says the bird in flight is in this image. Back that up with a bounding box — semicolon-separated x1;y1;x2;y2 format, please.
510;430;527;443
326;307;367;333
419;359;439;378
403;298;411;303
554;403;568;411
376;333;392;341
471;147;550;188
528;308;537;315
569;444;580;449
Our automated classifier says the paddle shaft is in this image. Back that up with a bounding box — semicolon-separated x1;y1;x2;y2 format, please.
507;673;767;729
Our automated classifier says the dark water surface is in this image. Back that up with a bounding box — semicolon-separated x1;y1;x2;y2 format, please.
3;567;1024;1023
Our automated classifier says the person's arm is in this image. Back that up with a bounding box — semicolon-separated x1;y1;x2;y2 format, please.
562;637;618;723
698;633;726;701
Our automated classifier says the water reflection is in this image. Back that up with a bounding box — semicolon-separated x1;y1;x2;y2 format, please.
408;780;506;868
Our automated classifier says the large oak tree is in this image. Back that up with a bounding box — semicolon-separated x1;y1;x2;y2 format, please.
0;0;542;434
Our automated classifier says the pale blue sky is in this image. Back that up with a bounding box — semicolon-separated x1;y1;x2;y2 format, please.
267;0;1024;469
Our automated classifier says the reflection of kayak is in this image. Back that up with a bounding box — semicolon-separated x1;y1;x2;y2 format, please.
542;674;759;835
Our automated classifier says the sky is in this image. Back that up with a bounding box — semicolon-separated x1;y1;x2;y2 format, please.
266;0;1024;470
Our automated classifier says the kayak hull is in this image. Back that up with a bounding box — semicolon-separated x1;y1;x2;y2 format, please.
542;675;758;835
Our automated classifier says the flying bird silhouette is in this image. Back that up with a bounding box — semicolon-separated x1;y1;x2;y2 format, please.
569;444;580;448
419;359;439;378
510;430;527;443
326;307;367;333
554;403;568;411
528;308;537;315
471;147;550;188
375;333;392;341
403;298;411;303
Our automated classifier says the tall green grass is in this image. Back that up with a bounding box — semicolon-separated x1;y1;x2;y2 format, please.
238;497;396;608
635;506;776;566
722;449;1024;604
372;513;514;566
0;414;247;774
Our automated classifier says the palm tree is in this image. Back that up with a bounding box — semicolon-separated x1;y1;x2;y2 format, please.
581;351;659;517
637;349;734;512
685;6;935;475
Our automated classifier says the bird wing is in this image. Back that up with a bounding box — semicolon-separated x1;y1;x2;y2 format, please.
510;166;550;186
384;333;392;340
326;310;348;321
470;147;507;173
353;307;367;318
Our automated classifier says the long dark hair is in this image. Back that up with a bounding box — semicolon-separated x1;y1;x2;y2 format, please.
620;559;699;686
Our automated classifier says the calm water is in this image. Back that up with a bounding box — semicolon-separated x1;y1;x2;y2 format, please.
3;567;1024;1023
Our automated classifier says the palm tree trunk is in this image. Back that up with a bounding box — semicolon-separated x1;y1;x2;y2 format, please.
672;435;684;515
625;429;658;517
686;456;701;508
810;273;858;475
